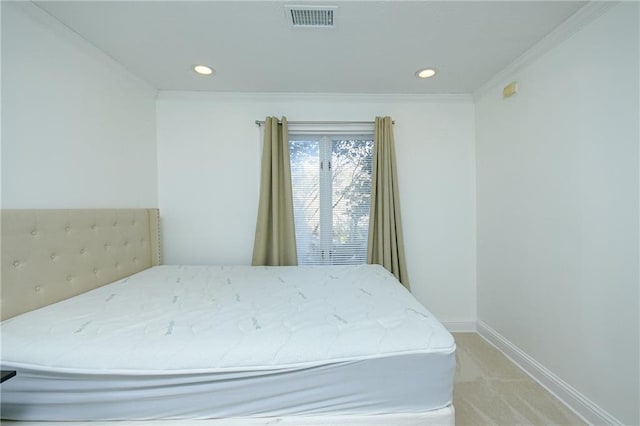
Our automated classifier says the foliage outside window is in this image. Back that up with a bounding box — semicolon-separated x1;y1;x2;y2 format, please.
289;135;374;265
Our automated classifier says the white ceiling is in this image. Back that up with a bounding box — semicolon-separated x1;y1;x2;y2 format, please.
35;1;586;94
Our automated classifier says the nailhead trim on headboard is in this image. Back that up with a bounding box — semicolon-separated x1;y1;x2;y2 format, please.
151;208;161;266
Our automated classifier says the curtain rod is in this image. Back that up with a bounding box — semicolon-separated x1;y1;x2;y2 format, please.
255;120;394;126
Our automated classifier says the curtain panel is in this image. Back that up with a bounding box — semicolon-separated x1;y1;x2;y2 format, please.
367;116;409;288
252;117;298;266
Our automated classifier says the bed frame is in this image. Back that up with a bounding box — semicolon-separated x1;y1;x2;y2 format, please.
0;208;454;425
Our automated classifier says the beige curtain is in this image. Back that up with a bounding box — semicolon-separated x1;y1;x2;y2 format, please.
252;117;298;266
367;116;409;287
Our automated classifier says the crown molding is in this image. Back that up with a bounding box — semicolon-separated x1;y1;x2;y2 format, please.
473;1;617;101
19;1;158;98
157;91;473;103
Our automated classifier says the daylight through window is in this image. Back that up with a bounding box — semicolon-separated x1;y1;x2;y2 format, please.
289;135;374;265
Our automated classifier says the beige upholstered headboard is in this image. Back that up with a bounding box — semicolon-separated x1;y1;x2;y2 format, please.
1;209;160;320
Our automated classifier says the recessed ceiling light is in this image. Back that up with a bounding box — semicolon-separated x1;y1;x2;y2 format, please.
193;65;214;76
416;68;437;79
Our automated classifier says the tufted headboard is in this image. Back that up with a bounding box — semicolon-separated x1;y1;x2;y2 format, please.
1;209;160;320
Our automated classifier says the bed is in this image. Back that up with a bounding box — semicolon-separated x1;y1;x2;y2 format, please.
0;209;455;425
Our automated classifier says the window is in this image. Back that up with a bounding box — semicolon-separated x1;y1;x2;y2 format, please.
289;134;374;265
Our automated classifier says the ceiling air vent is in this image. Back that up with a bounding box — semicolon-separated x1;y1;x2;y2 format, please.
285;5;337;28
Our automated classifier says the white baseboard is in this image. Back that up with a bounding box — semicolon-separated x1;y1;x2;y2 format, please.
476;320;622;426
442;321;476;332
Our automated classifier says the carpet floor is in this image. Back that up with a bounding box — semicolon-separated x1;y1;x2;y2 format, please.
452;332;586;426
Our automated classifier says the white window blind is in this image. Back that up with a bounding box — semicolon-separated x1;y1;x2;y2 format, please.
289;135;374;265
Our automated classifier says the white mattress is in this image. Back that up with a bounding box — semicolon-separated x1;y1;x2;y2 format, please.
1;264;455;421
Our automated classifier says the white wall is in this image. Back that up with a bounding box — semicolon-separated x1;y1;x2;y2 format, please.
1;3;158;209
475;3;639;425
10;2;638;421
157;93;477;324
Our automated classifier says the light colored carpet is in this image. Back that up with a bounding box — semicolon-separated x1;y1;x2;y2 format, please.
452;332;586;426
